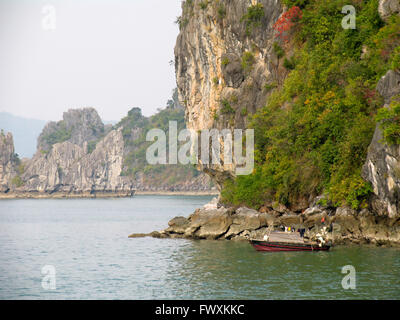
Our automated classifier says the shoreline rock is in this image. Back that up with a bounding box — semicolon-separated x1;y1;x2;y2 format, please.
0;190;218;200
137;198;400;247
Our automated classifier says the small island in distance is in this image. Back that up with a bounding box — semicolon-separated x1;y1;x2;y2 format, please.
0;94;217;199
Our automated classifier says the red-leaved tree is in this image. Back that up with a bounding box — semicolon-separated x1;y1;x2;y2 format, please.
273;6;303;42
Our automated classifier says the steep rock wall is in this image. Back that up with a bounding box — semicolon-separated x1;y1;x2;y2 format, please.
175;0;283;183
1;108;215;197
38;108;107;153
21;128;133;195
0;132;18;192
362;70;400;218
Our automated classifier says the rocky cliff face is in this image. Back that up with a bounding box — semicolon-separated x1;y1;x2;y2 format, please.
38;108;107;153
362;70;400;218
21;126;133;195
1;108;214;197
0;131;18;192
175;0;400;212
151;0;400;245
175;0;283;183
378;0;400;21
141;201;400;246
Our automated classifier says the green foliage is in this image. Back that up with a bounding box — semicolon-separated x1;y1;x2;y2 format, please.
11;175;24;188
221;0;396;210
41;121;72;147
87;140;98;154
216;2;226;20
120;106;202;187
241;3;264;35
391;46;400;71
282;0;309;8
116;107;148;141
283;56;296;70
230;94;238;104
264;81;278;92
212;77;220;86
212;109;219;121
199;0;209;10
221;57;230;66
220;99;235;114
12;153;20;165
17;163;25;175
376;101;400;145
241;51;255;75
175;16;189;30
273;42;285;59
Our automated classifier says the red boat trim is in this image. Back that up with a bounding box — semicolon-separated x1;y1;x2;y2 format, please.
250;240;330;252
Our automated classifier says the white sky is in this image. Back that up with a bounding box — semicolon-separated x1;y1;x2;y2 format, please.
0;0;182;121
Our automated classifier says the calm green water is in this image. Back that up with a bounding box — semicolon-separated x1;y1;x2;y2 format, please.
0;195;399;300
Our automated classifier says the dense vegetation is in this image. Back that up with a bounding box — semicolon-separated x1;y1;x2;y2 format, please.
222;0;400;210
376;99;400;145
41;121;72;148
117;107;204;187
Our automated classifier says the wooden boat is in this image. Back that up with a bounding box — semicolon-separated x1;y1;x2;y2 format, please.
249;231;331;252
250;239;331;252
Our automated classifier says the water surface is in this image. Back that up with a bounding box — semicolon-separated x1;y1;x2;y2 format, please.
0;196;399;299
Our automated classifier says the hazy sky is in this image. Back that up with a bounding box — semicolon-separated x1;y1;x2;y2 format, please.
0;0;182;121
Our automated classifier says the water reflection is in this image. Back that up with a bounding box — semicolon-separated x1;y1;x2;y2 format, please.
0;197;399;300
165;240;400;299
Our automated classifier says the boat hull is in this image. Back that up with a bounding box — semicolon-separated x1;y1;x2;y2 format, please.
250;240;331;252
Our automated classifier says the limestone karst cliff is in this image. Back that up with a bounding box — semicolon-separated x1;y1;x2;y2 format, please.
174;0;400;212
21;126;133;195
0;131;18;193
175;0;283;183
160;0;400;244
0;108;215;197
37;108;109;153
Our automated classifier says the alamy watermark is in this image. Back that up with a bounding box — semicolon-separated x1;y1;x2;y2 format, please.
341;265;356;290
41;265;56;290
146;122;254;175
342;5;356;30
42;4;56;31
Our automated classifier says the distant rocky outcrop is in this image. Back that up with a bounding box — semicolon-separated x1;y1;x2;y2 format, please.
21;126;133;196
0;112;46;158
37;108;107;153
0;131;18;193
0;108;215;198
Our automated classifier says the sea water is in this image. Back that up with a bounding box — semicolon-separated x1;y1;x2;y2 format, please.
0;195;399;300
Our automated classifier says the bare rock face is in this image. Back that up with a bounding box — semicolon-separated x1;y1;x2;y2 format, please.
145;202;400;245
38;108;106;153
376;70;400;104
12;108;134;195
0;131;18;192
65;129;132;193
362;70;400;218
21;128;134;195
22;141;85;192
1;107;214;197
175;0;283;184
378;0;400;21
